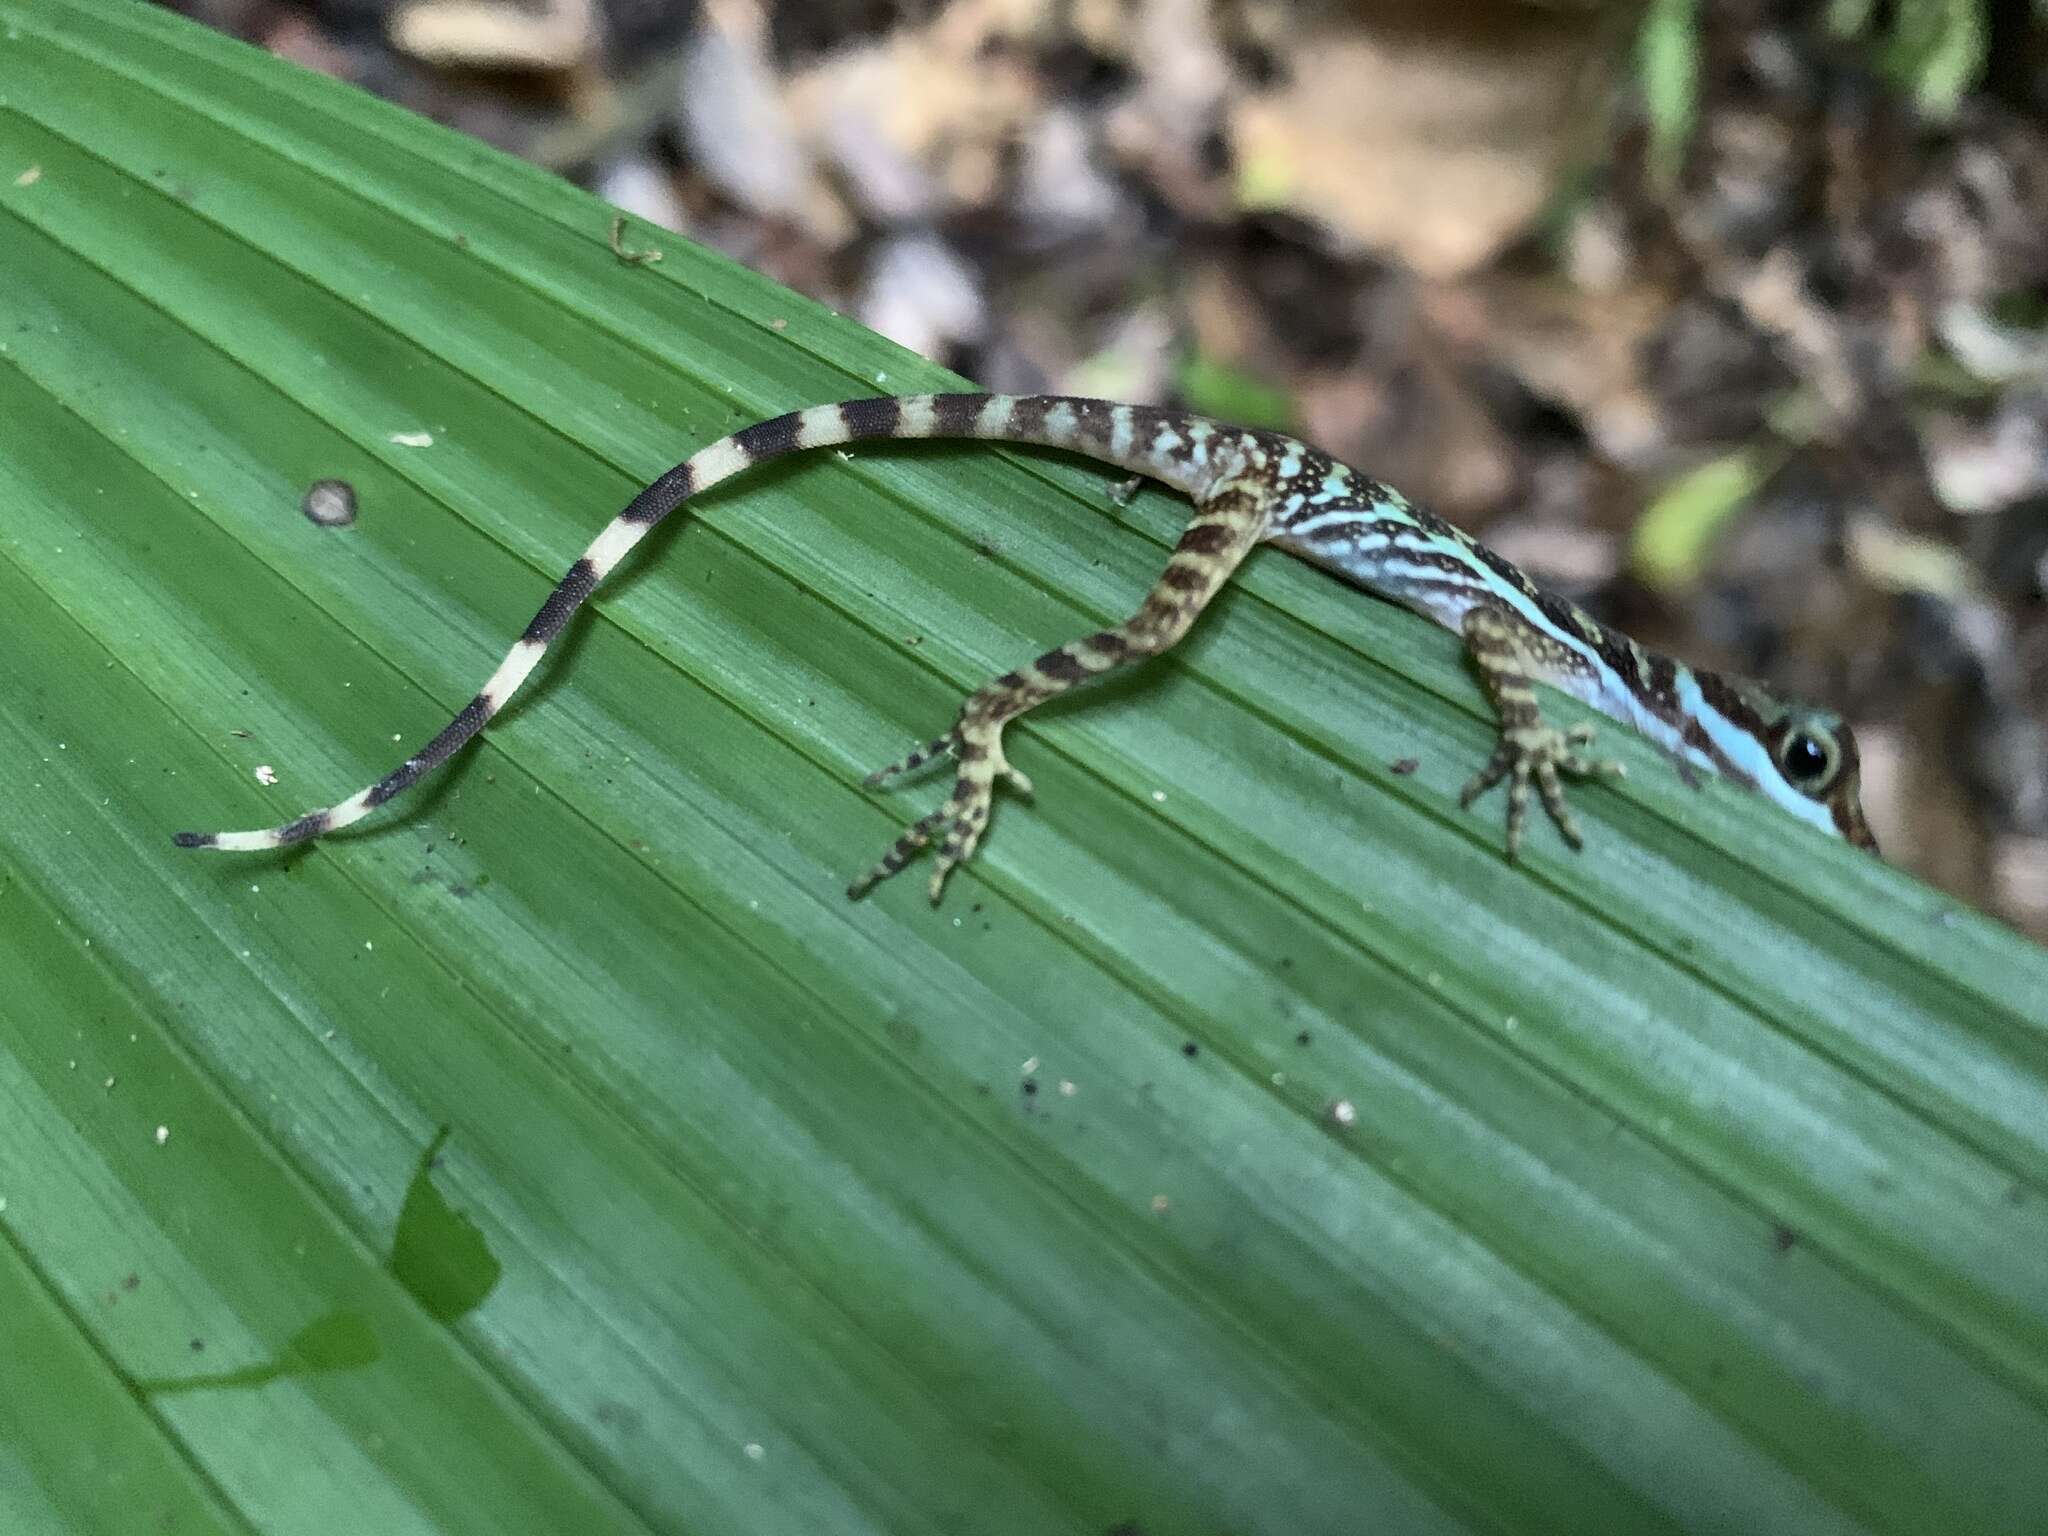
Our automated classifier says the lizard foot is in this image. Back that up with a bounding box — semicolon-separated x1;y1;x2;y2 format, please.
850;717;1033;903
1459;718;1625;858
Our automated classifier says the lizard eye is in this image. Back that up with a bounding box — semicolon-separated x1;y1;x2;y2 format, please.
1778;728;1838;792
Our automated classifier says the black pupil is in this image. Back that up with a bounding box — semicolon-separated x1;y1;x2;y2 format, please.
1785;733;1828;780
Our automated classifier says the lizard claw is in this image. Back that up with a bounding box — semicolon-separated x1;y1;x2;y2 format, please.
863;731;955;788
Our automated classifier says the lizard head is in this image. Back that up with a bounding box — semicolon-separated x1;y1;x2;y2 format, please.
1729;684;1877;853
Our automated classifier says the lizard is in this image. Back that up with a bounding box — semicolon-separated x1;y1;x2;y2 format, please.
173;393;1877;900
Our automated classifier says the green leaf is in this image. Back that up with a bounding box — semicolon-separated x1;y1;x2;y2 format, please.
2;4;2046;1533
1884;0;1987;115
1828;0;1990;115
1175;354;1295;432
1637;0;1700;192
1629;446;1777;593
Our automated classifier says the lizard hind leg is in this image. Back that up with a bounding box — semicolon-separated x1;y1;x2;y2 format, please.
1456;606;1626;857
851;487;1265;904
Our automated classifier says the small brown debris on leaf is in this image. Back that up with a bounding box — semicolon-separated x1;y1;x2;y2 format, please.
609;215;663;266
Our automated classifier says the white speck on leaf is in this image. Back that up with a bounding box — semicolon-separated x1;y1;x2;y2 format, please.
301;479;358;527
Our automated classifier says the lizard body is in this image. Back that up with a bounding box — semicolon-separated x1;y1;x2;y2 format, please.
175;393;1875;899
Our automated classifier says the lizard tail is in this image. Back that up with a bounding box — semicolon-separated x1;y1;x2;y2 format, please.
172;392;1194;853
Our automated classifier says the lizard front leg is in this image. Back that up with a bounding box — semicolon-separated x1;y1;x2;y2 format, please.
1456;604;1627;855
852;486;1266;903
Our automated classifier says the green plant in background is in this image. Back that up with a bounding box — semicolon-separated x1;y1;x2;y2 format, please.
1640;0;2005;187
1829;0;1990;115
2;4;2047;1534
1174;352;1296;432
1628;445;1780;593
1637;0;1700;192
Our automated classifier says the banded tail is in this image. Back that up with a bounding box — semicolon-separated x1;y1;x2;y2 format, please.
174;394;1213;854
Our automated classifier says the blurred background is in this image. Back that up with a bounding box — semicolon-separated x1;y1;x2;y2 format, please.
158;0;2048;941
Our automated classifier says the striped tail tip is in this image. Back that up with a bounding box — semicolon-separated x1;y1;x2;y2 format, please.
172;810;334;853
